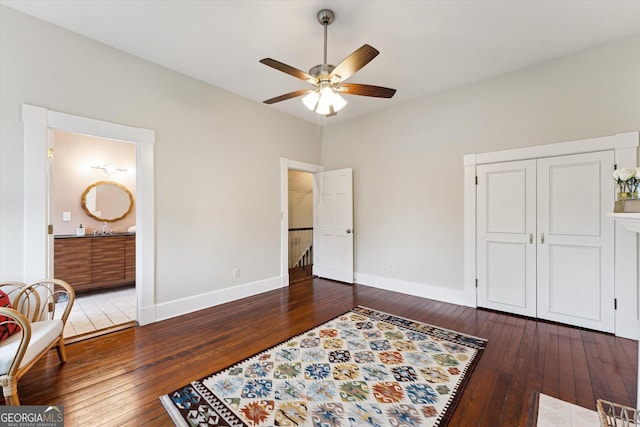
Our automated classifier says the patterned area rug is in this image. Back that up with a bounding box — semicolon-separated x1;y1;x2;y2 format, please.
160;306;487;426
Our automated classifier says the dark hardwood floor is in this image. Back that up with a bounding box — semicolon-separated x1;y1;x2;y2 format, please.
7;279;637;426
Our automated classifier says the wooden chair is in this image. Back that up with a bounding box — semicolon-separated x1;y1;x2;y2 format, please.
0;279;75;405
0;282;28;305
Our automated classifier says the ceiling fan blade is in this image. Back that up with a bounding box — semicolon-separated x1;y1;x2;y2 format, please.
329;44;379;82
338;83;396;98
260;58;317;84
263;89;311;105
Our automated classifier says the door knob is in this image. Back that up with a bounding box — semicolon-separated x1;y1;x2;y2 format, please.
529;232;533;244
540;232;545;244
346;229;352;234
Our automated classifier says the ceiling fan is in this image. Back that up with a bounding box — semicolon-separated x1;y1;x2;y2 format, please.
260;9;396;117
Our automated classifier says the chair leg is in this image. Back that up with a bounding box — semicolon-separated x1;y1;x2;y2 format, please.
56;338;67;363
6;393;20;406
2;377;20;406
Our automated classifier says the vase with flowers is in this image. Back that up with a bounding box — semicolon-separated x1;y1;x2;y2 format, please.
613;167;640;200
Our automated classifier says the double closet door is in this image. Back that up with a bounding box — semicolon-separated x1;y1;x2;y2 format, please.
476;150;615;333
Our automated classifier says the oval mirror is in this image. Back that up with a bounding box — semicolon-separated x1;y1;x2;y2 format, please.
81;181;134;222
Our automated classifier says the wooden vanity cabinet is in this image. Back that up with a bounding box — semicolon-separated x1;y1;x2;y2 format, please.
54;234;135;293
124;237;136;282
53;237;92;290
92;236;127;287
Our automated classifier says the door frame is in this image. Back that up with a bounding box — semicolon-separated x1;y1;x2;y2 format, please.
280;158;323;285
464;131;639;338
21;104;157;325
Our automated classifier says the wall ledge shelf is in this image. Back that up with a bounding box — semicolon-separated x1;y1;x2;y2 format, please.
608;213;640;233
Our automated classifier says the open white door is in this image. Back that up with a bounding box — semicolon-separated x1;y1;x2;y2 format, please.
314;168;354;283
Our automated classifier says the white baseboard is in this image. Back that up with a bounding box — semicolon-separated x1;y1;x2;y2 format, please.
616;313;639;340
138;304;156;326
155;276;286;322
355;273;477;308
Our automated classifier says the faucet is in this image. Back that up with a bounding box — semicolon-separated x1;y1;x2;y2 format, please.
102;221;107;235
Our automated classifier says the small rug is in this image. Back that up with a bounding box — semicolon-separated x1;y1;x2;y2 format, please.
535;393;600;427
160;306;487;426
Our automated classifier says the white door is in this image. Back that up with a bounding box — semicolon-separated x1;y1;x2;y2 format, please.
314;168;354;283
477;160;537;316
536;151;615;332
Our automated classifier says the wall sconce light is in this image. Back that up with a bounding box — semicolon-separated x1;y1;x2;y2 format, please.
91;159;130;175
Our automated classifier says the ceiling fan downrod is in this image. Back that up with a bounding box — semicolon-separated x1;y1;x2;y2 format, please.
309;9;335;79
317;9;334;65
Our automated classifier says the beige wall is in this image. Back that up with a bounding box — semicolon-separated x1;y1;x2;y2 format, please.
0;6;320;303
288;170;313;230
52;130;137;235
323;34;640;293
2;5;639;310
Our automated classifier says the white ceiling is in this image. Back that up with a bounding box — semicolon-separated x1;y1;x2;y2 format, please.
3;0;640;124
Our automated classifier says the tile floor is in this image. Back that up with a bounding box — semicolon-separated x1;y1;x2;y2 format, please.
64;286;136;340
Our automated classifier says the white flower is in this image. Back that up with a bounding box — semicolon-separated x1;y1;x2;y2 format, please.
613;170;620;180
617;167;635;181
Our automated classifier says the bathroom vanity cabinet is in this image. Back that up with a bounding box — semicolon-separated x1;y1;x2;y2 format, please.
54;233;135;293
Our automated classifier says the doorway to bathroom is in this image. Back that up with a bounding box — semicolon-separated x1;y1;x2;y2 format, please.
51;130;137;341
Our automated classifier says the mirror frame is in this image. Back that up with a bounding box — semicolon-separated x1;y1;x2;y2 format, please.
81;180;134;222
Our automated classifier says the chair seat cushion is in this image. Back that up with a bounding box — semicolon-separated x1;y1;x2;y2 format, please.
0;319;63;375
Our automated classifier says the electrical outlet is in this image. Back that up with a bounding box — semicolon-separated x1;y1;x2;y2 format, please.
387;263;393;270
233;268;240;278
62;212;71;222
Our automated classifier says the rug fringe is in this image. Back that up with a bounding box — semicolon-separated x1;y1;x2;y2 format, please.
159;394;189;427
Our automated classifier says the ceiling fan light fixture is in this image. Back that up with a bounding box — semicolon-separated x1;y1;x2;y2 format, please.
320;88;347;113
303;85;347;115
302;90;320;110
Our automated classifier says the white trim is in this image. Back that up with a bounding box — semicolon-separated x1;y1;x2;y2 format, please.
462;154;477;167
464;131;639;338
610;140;640;340
468;132;639;166
607;213;640;408
22;106;49;282
280;158;323;283
463;163;477;302
615;132;640;150
155;275;284;321
355;273;476;307
21;104;157;325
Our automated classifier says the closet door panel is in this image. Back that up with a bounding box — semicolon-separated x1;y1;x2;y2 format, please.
485;241;527;307
546;161;600;236
477;160;537;316
546;245;601;320
536;151;615;332
485;169;528;233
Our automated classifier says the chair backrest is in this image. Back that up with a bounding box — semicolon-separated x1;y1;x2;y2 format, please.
14;279;75;324
0;282;28;307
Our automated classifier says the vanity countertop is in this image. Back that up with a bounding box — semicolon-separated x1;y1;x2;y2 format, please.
54;232;136;239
